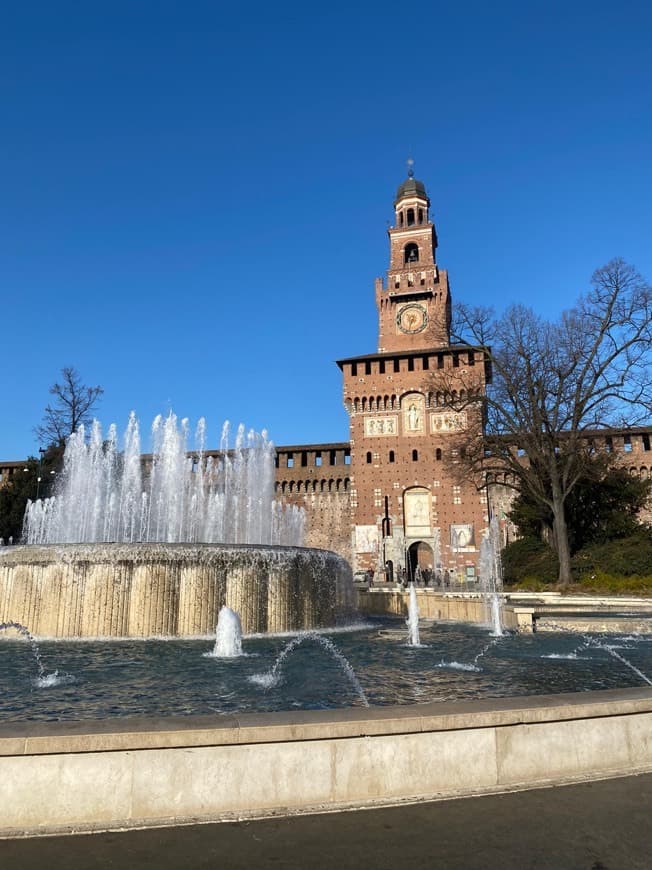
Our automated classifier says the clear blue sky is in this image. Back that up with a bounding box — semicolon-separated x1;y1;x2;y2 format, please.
1;1;651;459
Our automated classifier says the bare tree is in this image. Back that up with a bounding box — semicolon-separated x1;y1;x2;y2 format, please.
431;259;652;584
34;367;104;448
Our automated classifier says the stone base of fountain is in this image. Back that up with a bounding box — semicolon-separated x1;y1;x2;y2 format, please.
1;688;651;836
0;543;354;637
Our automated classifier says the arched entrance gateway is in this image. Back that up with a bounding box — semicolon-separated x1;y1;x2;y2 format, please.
407;541;434;583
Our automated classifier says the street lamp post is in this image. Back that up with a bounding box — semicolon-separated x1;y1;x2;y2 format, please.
35;448;47;501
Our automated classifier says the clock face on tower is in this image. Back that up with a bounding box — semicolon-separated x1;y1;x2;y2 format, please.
396;303;428;334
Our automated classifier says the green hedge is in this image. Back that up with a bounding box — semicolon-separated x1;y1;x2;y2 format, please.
570;527;652;578
502;528;652;593
502;537;559;585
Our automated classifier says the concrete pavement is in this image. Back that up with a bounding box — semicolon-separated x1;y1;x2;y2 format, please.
2;772;651;869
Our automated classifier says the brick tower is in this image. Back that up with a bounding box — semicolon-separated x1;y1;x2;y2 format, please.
337;168;490;584
376;166;451;353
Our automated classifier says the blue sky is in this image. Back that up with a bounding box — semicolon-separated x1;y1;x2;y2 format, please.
1;1;651;459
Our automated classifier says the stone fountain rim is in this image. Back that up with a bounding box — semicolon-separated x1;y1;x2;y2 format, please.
0;542;349;566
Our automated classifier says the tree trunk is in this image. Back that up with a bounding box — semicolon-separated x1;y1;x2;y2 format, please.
550;481;573;585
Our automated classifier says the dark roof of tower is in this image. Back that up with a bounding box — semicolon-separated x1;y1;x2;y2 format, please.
394;175;428;204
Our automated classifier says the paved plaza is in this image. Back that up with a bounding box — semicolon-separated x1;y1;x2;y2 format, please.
2;772;651;869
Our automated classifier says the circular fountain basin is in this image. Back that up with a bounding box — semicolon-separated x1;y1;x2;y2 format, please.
0;543;354;638
2;618;652;722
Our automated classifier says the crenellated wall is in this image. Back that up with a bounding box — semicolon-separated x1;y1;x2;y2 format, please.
273;443;352;565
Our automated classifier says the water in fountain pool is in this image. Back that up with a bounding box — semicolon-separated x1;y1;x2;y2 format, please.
2;617;652;723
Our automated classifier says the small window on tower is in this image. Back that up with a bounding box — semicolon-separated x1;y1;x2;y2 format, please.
389;450;395;463
399;212;404;227
418;208;423;224
366;452;372;464
412;449;418;461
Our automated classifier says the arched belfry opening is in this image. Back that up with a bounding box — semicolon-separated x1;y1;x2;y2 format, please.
404;243;419;264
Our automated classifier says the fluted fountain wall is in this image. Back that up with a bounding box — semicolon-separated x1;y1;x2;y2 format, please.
0;543;353;637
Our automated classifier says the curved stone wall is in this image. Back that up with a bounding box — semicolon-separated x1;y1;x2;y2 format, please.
1;688;651;835
0;544;354;638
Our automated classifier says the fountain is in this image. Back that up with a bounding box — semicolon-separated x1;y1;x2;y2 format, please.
478;517;505;636
538;620;652;687
2;414;651;727
406;583;421;646
248;631;369;706
209;605;243;658
0;413;354;637
23;413;303;546
0;620;47;681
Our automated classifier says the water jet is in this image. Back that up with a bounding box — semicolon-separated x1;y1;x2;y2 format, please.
209;606;243;658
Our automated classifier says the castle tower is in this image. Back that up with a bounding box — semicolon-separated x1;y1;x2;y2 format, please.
337;168;489;584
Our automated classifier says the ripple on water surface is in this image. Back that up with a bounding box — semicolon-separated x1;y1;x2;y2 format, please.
2;618;652;722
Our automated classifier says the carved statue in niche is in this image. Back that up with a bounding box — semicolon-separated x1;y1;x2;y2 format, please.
402;393;425;434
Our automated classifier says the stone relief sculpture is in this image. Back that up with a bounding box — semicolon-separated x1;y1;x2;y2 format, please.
364;416;397;437
430;411;467;433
